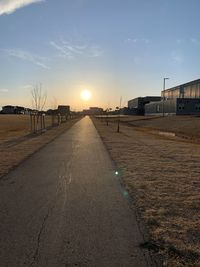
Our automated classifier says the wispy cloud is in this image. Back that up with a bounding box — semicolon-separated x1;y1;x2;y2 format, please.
171;51;184;64
0;0;44;15
0;88;9;93
190;38;200;45
50;39;103;59
50;41;73;59
3;49;49;69
125;38;150;44
173;55;183;64
176;39;183;45
176;38;200;46
21;84;34;90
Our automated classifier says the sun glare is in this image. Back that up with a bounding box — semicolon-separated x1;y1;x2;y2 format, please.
81;90;91;101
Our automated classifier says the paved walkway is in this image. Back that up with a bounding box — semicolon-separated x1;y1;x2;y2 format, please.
0;116;155;266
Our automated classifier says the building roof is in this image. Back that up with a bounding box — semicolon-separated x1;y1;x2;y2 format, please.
164;78;200;92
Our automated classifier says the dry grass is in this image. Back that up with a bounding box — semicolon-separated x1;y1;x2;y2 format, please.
0;115;52;143
0;115;81;178
106;115;200;139
93;116;200;267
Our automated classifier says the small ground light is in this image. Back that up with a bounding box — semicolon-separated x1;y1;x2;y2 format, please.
115;171;119;175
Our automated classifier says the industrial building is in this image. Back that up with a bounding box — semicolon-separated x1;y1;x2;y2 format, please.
128;96;161;115
161;78;200;99
145;79;200;115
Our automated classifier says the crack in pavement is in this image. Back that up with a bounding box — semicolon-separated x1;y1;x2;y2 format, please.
30;206;52;266
29;152;76;266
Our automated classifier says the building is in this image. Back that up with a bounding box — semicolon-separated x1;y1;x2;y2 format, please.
46;109;56;115
57;105;70;115
145;79;200;115
161;78;200;99
145;98;200;115
82;107;103;115
1;105;26;114
89;107;103;115
15;106;25;114
2;105;15;114
1;105;33;115
128;96;161;115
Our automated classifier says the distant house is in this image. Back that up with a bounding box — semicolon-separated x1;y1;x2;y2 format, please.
46;109;57;115
15;106;25;114
2;105;15;114
1;105;31;114
57;105;70;115
83;107;103;115
24;108;33;115
82;109;90;115
89;107;103;115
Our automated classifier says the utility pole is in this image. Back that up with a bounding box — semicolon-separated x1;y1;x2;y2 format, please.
117;96;122;133
162;77;169;117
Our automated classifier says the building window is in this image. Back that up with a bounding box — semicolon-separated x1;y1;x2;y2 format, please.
195;104;200;110
178;104;185;110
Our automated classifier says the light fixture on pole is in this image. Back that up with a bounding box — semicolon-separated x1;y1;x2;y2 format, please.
162;77;169;117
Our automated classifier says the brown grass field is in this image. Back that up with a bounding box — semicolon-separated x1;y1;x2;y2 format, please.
0;115;81;178
93;115;200;267
0;115;52;143
103;115;200;140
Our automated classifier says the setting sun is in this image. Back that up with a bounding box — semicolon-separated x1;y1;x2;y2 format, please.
81;90;91;101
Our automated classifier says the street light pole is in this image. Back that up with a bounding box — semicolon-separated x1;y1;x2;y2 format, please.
117;96;122;133
162;77;169;117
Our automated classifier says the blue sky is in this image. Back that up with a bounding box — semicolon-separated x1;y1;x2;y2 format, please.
0;0;200;110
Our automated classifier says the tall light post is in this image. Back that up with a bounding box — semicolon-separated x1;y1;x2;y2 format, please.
162;77;169;117
117;96;122;133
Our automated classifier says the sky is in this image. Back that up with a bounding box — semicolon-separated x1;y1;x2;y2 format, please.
0;0;200;110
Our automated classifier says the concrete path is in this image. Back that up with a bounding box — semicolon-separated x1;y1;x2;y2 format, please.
0;116;155;266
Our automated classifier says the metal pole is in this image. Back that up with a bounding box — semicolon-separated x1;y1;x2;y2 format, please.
117;96;122;133
162;78;169;117
106;109;108;126
162;79;165;117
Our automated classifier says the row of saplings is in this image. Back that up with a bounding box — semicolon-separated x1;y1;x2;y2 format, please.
30;112;71;134
30;84;72;134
